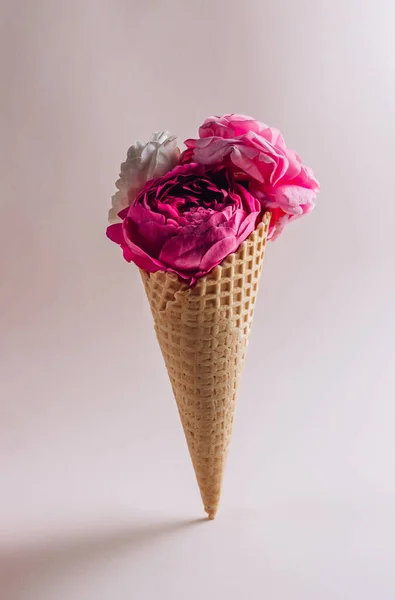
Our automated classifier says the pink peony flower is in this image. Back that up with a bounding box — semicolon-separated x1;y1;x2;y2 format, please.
106;163;262;285
184;114;319;239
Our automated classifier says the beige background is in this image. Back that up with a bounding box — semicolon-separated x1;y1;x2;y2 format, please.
1;1;394;599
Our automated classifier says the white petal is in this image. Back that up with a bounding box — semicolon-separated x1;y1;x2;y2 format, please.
108;132;180;224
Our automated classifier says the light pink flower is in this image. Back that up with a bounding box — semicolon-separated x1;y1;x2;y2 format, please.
184;114;319;238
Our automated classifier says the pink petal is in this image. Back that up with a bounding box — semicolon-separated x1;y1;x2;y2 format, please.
159;234;207;271
236;211;260;239
125;214;178;258
199;235;238;271
106;223;124;245
230;146;264;182
273;185;317;215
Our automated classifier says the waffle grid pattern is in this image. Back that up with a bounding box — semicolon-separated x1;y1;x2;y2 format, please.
141;213;270;518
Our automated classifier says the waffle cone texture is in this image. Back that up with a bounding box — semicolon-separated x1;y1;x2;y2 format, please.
141;212;270;519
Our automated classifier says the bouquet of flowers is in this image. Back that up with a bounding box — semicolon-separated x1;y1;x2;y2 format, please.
107;114;319;519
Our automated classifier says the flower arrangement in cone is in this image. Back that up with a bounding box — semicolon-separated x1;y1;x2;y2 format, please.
107;114;319;519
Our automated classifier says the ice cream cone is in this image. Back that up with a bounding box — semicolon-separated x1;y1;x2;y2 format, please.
141;212;270;518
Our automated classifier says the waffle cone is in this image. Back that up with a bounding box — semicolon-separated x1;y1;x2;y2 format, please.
141;212;270;519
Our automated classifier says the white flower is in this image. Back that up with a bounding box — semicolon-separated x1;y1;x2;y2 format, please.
108;132;180;223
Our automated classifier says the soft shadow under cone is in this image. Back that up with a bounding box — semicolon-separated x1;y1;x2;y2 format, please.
141;213;270;518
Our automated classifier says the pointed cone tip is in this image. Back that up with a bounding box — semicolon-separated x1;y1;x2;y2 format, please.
205;507;218;520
